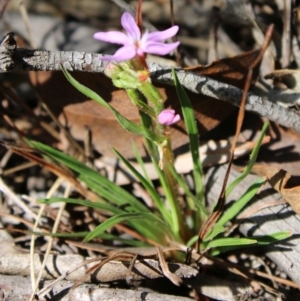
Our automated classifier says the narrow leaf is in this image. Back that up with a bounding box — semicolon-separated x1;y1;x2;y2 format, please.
61;65;158;140
226;121;269;196
113;148;172;225
204;177;265;241
84;212;167;242
202;237;257;250
172;69;204;203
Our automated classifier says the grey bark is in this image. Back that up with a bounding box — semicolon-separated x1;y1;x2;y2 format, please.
0;274;195;301
0;33;300;132
0;253;198;283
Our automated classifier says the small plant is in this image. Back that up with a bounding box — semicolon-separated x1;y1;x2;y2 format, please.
32;10;289;258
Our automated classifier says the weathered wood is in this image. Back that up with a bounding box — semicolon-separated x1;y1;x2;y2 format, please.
0;253;198;283
205;165;300;285
0;274;195;301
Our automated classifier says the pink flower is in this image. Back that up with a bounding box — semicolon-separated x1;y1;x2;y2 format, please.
94;12;180;61
158;109;181;126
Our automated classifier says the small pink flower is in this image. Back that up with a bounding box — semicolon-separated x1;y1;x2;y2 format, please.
158;109;181;125
94;12;180;61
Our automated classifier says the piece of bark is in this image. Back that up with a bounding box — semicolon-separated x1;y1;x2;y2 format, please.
0;274;195;301
205;164;300;286
0;253;198;283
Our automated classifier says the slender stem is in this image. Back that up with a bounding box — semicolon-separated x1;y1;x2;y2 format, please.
130;77;191;241
126;88;156;118
160;138;191;241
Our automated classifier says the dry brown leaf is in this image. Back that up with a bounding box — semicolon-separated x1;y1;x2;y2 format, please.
251;164;300;214
265;69;300;107
156;246;182;286
185;49;262;89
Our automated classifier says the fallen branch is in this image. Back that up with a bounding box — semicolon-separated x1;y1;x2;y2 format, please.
0;33;300;132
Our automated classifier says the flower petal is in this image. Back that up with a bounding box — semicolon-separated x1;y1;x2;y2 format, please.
143;41;180;55
94;31;129;45
121;12;141;40
147;26;179;42
101;45;137;61
158;109;180;125
171;114;181;124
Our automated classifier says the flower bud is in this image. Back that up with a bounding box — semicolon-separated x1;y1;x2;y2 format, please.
104;62;122;78
157;109;181;125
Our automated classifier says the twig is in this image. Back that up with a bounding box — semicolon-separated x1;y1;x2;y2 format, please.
0;177;38;220
281;0;292;67
17;0;36;48
0;33;300;132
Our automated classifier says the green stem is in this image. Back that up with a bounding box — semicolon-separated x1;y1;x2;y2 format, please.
126;89;156;118
160;139;191;242
138;82;168;143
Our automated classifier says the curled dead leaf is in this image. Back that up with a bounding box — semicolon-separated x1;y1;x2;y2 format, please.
251;164;300;214
265;69;300;107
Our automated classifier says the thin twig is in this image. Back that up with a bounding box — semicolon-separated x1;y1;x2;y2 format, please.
281;0;292;67
0;177;38;220
17;0;36;48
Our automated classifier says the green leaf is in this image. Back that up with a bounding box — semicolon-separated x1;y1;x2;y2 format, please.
172;69;204;203
31;141;149;213
204;177;265;241
172;69;205;228
251;231;292;245
210;231;291;255
226;121;269;196
219;177;265;227
60;65;158;141
202;237;257;250
84;212;167;242
112;148;172;225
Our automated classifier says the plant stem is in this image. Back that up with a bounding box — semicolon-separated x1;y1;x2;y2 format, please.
129;81;191;242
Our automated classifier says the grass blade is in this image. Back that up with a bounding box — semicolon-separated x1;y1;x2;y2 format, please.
202;237;257;250
205;177;265;241
226;121;269;196
84;212;168;242
172;69;204;203
113;148;172;225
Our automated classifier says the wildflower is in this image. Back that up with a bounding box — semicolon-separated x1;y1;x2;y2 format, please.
94;12;180;61
158;109;181;126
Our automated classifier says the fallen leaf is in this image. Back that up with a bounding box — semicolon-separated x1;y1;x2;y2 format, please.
251;164;300;214
185;49;262;89
265;69;300;107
